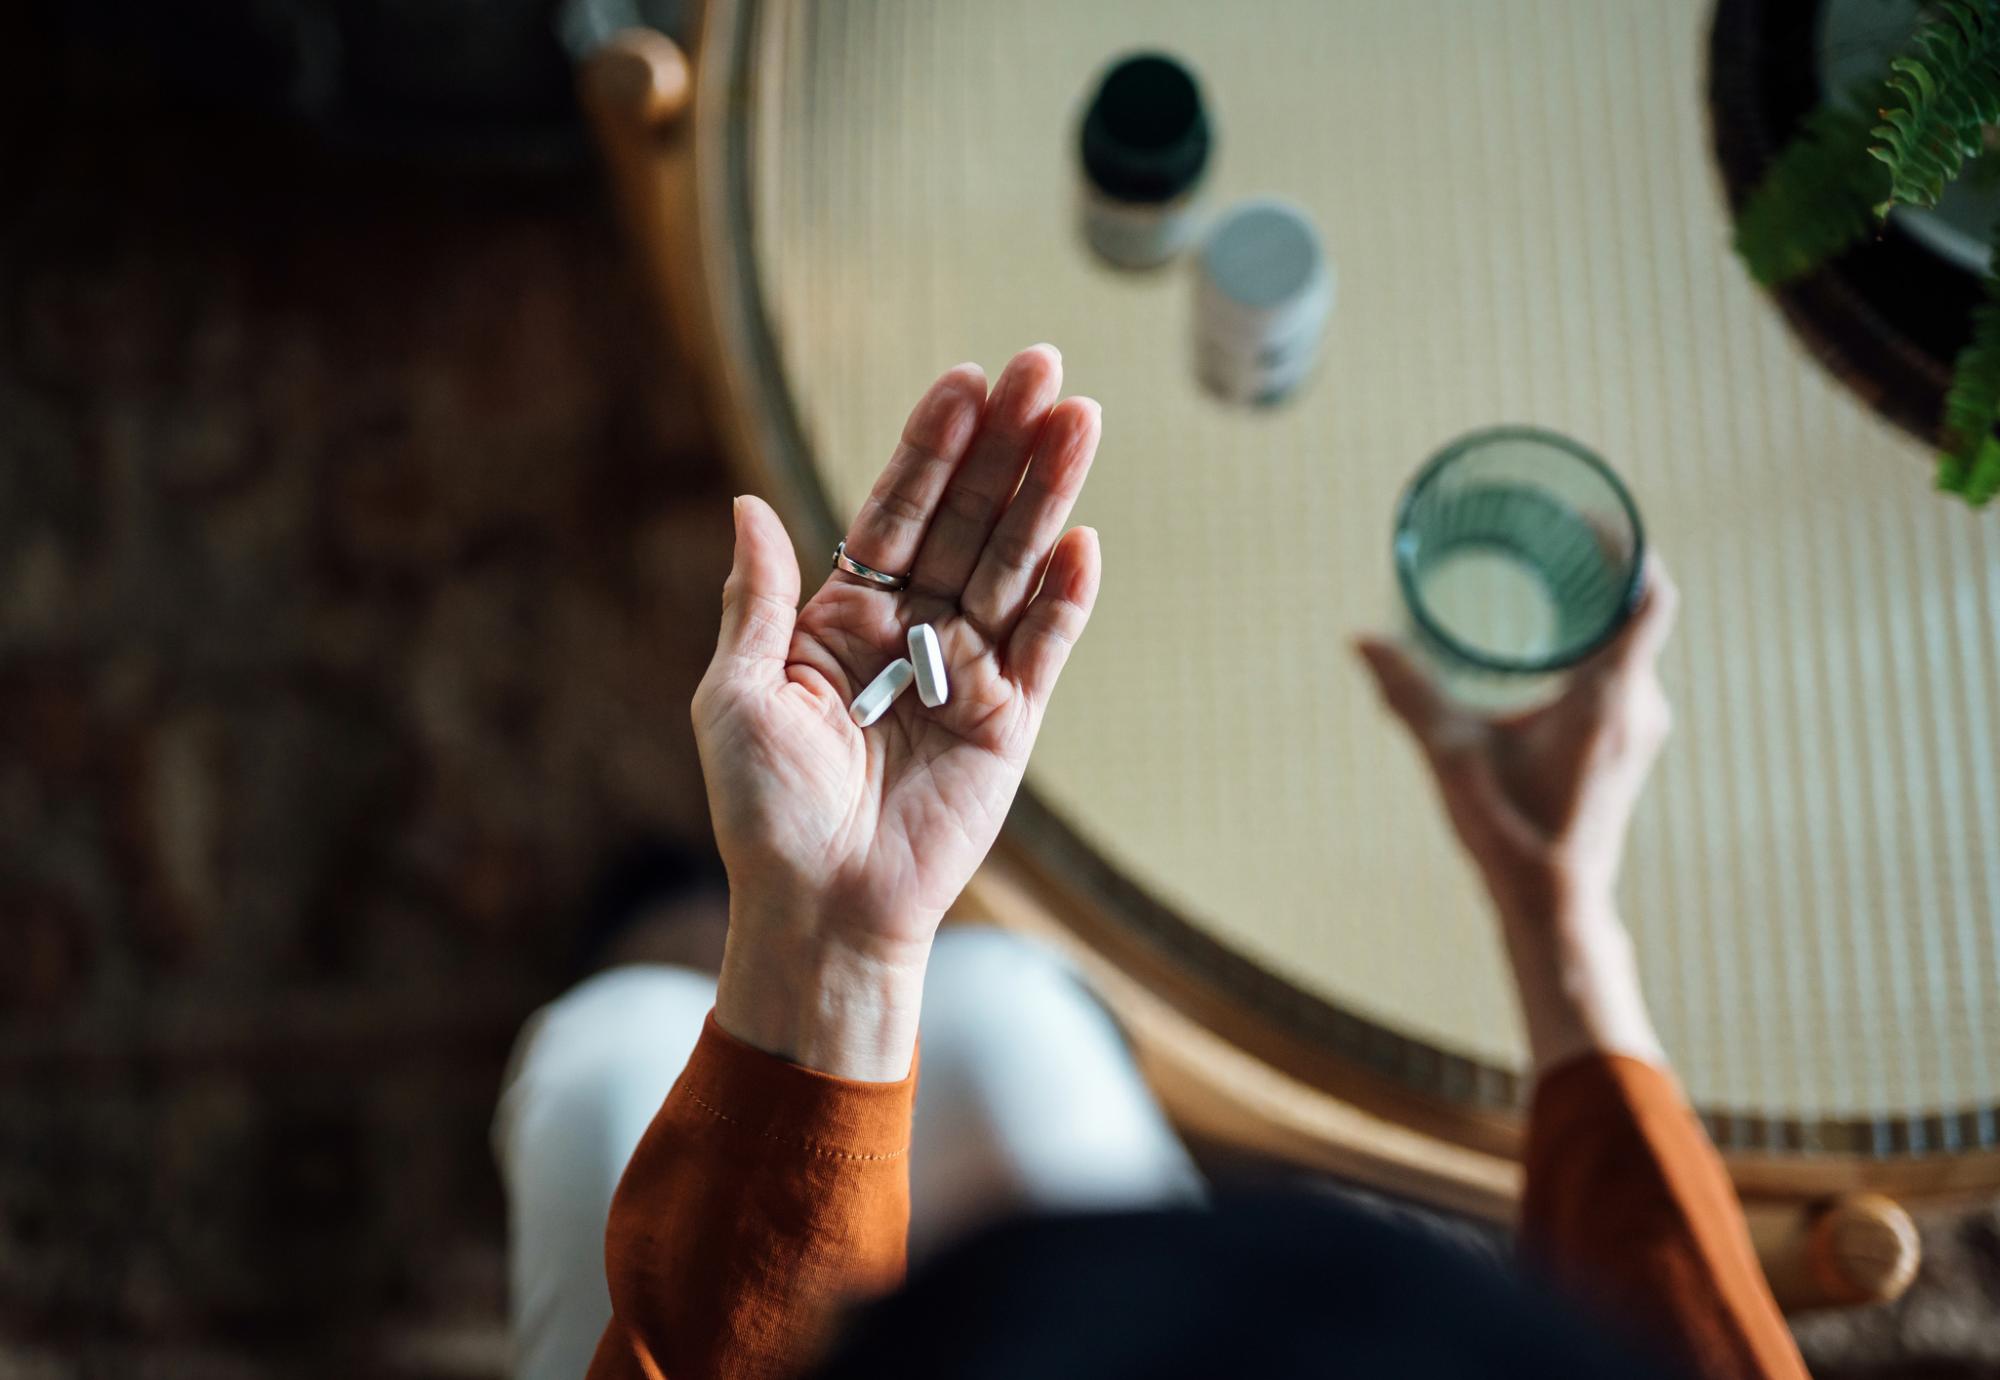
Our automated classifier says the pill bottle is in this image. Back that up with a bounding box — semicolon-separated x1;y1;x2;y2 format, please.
1078;53;1211;270
1192;198;1333;405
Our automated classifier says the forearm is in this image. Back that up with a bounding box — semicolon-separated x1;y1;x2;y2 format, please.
1520;1056;1808;1380
592;886;933;1380
592;1011;920;1380
1505;890;1806;1379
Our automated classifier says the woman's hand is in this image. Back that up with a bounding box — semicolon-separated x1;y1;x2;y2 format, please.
694;346;1101;1079
1356;562;1680;1073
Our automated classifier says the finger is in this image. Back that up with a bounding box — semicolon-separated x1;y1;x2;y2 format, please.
839;362;988;574
1584;554;1680;682
714;495;801;670
1006;526;1101;706
961;396;1101;637
1353;637;1452;742
909;344;1064;599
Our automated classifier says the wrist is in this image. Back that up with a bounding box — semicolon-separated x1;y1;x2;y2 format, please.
1497;893;1665;1077
713;891;931;1082
1486;861;1616;936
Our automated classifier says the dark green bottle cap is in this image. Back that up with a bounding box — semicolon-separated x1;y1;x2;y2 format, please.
1080;53;1210;205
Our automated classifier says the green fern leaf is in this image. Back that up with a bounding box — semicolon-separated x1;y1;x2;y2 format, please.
1939;280;2000;507
1869;0;2000;212
1736;96;1890;285
1966;438;2000;504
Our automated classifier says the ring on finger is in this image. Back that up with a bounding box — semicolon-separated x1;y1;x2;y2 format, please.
832;540;911;592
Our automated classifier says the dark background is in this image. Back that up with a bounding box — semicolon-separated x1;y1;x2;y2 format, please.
1;3;727;1372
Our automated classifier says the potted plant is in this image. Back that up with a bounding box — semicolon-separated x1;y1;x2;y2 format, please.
1728;0;1999;505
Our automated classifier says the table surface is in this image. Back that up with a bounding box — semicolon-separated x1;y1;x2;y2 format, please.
737;0;2000;1148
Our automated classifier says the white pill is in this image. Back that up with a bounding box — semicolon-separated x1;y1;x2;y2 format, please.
850;658;915;727
907;623;949;708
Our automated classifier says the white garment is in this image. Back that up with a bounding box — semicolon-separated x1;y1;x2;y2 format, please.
491;924;1202;1380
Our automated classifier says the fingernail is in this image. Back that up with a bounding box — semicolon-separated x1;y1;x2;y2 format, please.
1032;342;1061;362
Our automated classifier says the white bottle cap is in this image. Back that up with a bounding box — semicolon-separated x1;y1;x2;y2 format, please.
1193;198;1334;403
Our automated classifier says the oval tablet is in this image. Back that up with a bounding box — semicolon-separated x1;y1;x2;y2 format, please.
907;623;949;708
850;657;915;727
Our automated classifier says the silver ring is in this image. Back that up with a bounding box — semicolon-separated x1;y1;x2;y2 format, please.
832;540;910;591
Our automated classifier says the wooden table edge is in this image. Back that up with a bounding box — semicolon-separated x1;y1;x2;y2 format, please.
576;3;2000;1308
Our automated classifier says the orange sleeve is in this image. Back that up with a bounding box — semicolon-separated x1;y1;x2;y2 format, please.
586;1011;917;1380
1521;1054;1809;1380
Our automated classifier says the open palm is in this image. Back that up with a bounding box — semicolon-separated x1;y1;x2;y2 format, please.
693;346;1102;962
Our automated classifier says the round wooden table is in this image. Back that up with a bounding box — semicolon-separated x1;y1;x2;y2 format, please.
588;0;2000;1226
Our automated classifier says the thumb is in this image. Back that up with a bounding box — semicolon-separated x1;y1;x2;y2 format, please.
715;495;801;668
1433;743;1542;859
1353;636;1449;743
1355;638;1543;863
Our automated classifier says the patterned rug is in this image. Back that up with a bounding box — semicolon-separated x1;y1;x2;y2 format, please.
0;32;729;1375
1;19;1995;1380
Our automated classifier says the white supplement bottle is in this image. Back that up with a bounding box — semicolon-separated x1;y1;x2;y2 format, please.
1193;198;1333;405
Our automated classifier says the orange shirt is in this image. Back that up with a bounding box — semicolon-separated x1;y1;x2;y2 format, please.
587;1014;1807;1380
1522;1056;1810;1380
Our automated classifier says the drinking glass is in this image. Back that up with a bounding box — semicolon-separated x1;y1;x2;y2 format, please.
1394;426;1644;708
